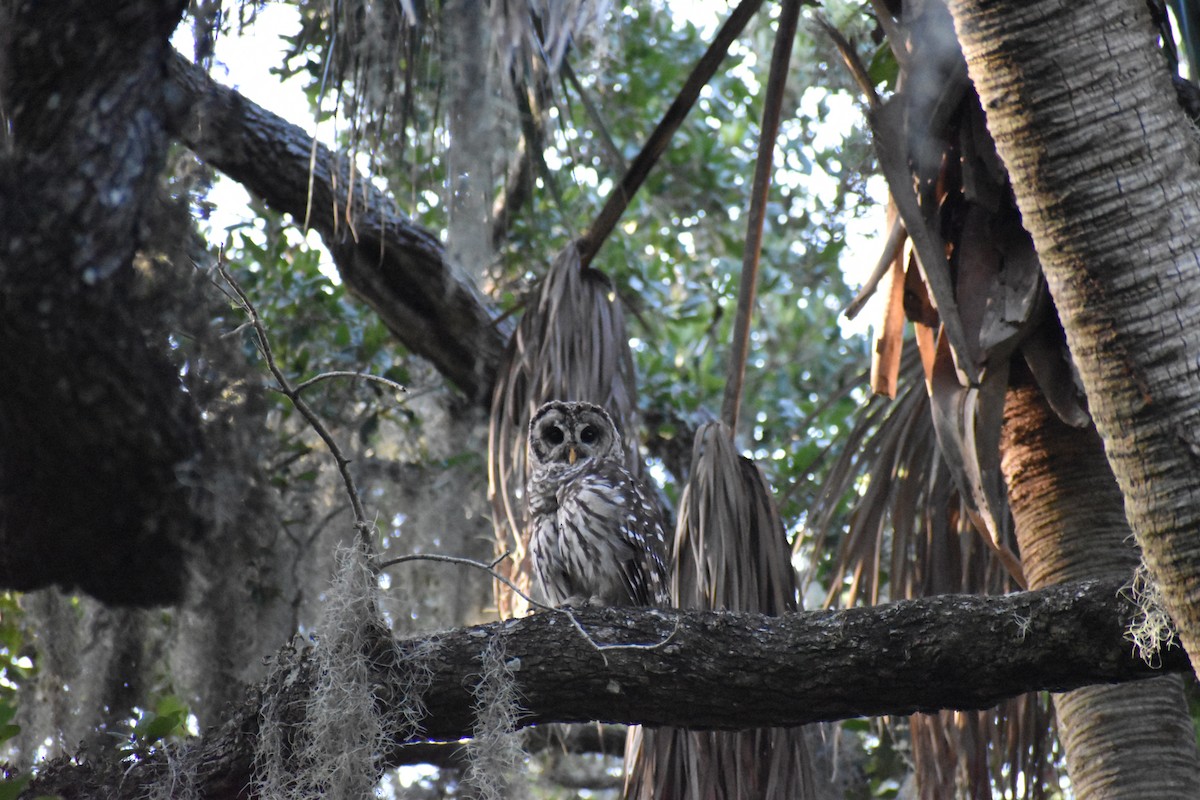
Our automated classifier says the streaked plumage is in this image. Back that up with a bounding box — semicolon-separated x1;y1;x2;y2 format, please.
526;400;669;607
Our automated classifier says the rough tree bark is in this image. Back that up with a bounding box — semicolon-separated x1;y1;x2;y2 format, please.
26;578;1188;798
947;0;1200;678
1002;382;1200;796
0;0;200;604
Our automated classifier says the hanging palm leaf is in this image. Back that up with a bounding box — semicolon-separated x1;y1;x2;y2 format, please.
487;243;641;617
809;342;1059;797
673;423;799;613
626;3;817;796
816;0;1200;795
625;422;816;799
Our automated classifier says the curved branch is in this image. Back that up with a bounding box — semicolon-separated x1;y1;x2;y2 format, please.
165;51;511;406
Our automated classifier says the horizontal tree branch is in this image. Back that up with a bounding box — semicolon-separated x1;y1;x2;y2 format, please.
395;577;1181;735
28;577;1185;797
165;51;511;406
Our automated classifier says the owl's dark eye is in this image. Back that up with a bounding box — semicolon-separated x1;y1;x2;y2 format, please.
544;426;565;445
579;425;598;445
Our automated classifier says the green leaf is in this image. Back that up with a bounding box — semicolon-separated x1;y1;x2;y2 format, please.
0;775;30;800
154;694;189;719
133;712;184;744
131;695;190;744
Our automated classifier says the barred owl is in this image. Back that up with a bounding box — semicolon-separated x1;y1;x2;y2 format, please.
526;401;670;608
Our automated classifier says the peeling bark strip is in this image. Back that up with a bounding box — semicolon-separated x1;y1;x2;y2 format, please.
946;0;1200;678
28;578;1187;797
165;52;511;406
0;0;199;604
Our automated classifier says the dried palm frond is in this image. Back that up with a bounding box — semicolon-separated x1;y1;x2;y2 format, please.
626;4;816;795
808;342;1059;798
488;0;611;85
271;0;612;264
299;0;608;122
808;345;1019;608
814;1;1105;793
671;422;799;614
625;423;815;800
910;696;1059;800
487;243;640;617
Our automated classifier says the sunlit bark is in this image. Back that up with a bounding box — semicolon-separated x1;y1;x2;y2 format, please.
948;0;1200;680
1002;383;1200;797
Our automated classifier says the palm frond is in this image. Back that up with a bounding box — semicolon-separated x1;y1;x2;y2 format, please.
910;695;1059;800
671;422;797;614
806;345;1024;607
625;422;816;799
809;340;1058;797
487;243;640;617
815;0;1116;792
489;0;611;84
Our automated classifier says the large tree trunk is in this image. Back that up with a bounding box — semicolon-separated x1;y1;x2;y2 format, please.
0;0;200;604
1002;382;1200;797
946;0;1200;677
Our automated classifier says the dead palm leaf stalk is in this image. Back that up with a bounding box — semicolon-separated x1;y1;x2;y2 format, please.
624;3;818;797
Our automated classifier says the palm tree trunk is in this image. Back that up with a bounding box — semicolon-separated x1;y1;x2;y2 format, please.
1001;382;1200;797
946;0;1200;677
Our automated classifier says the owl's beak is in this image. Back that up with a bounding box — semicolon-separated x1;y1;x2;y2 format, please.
568;447;578;465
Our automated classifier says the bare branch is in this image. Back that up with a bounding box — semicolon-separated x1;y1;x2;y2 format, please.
293;371;408;396
215;261;373;550
722;0;801;431
576;0;766;267
168;50;510;406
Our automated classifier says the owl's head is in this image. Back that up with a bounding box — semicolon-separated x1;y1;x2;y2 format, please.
528;400;623;472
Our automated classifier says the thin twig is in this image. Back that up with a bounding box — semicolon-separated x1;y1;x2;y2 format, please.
721;0;801;432
377;552;681;661
293;370;408;395
379;552;554;612
215;260;375;552
576;0;766;267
